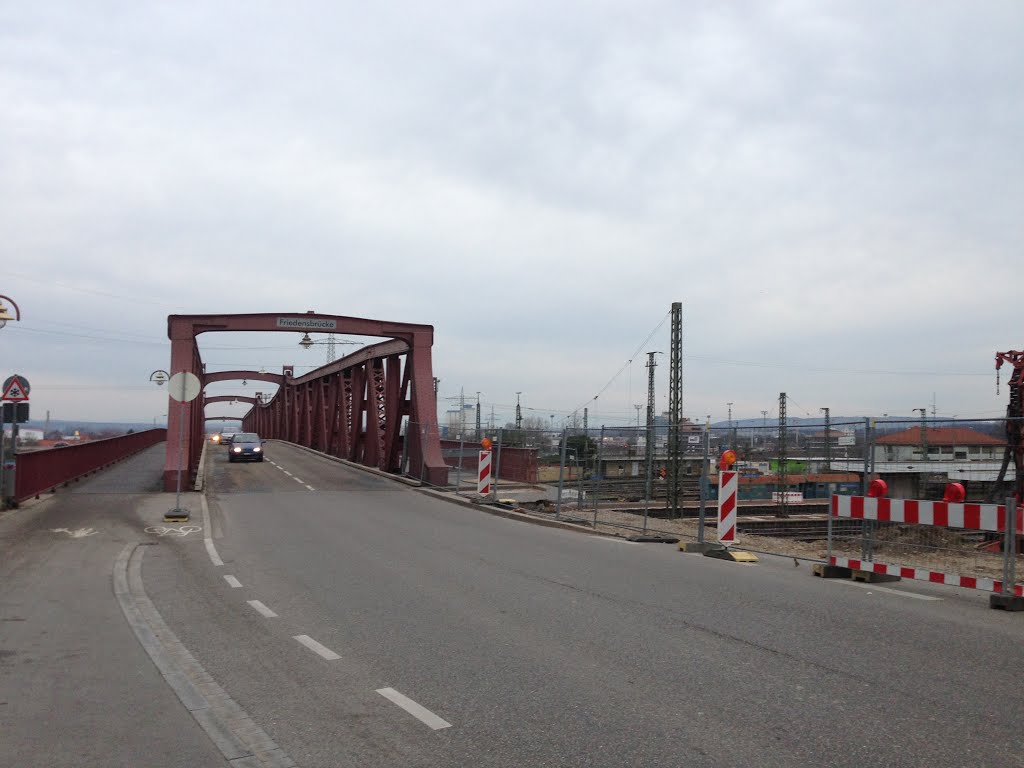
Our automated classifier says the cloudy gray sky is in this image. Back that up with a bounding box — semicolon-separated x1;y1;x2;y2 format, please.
2;1;1022;428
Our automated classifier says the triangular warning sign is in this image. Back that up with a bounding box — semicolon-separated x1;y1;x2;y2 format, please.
2;380;28;401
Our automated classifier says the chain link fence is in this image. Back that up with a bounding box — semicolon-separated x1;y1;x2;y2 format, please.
406;417;1021;583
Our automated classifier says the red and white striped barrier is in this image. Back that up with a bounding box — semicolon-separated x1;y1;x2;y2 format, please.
477;450;492;495
830;556;1024;597
832;495;1024;534
718;470;738;545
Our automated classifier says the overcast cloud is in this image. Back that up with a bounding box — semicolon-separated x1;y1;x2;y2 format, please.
2;1;1021;428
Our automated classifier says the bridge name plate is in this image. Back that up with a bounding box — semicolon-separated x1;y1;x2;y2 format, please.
276;317;338;330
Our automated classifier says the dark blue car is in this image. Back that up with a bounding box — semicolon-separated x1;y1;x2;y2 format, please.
228;433;265;463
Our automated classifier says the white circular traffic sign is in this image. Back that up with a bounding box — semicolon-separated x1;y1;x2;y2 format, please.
167;372;202;402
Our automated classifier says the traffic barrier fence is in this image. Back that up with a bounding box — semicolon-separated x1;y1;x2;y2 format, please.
11;429;167;504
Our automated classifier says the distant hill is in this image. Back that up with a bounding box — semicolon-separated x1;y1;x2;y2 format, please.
21;419;170;435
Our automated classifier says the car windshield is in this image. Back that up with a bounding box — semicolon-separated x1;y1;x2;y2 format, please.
233;433;260;442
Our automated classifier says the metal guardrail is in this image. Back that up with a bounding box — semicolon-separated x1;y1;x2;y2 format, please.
10;429;167;504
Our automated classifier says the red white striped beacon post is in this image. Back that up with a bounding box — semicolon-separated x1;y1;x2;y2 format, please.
717;450;738;545
477;437;492;495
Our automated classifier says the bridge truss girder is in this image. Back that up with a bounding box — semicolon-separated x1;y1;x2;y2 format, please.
165;313;445;491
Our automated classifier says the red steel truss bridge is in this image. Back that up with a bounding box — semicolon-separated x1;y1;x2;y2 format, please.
163;312;446;491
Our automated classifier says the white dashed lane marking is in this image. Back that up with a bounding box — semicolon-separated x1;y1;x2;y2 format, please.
247;600;279;618
376;688;452;730
267;461;316;491
293;635;341;660
224;575;243;588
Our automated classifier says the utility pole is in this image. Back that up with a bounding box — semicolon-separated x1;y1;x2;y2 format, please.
668;301;683;517
916;407;928;461
583;407;588;432
476;392;481;439
761;409;769;449
821;407;831;473
645;352;660;508
515;392;522;430
727;402;736;453
916;407;929;496
459;388;465;437
778;392;788;518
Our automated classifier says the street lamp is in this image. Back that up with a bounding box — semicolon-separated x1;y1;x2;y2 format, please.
0;295;22;329
298;333;360;363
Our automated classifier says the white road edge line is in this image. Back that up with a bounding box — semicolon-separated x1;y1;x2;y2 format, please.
293;635;341;660
376;687;452;731
831;580;942;601
293;477;305;484
201;495;224;567
224;575;243;588
247;600;278;617
283;470;293;477
305;485;316;491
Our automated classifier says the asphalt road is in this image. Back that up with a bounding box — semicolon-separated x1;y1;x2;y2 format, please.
0;444;225;767
3;440;1024;767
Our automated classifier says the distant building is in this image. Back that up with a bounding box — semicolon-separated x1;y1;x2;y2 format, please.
874;426;1004;463
826;425;1011;499
4;427;44;443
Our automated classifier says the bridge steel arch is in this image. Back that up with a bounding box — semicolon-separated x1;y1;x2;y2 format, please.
165;313;445;491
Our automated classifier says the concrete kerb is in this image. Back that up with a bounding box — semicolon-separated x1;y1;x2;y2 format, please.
274;441;422;487
113;543;296;767
416;487;629;540
193;438;208;492
269;441;630;542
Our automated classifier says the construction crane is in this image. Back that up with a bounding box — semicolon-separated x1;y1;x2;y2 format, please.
991;350;1024;502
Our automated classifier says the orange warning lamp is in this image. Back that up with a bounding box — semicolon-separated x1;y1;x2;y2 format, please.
867;478;888;498
942;483;965;503
481;437;492;450
719;449;737;470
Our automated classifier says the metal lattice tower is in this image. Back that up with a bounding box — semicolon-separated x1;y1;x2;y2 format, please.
583;407;588;431
326;335;336;363
475;392;481;438
917;407;928;460
645;352;658;502
778;392;788;518
515;392;522;430
821;407;831;473
668;301;683;516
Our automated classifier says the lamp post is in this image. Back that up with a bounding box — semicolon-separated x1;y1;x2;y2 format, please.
0;295;23;507
299;333;360;363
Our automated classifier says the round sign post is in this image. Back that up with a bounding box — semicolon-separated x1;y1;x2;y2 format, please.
166;372;202;521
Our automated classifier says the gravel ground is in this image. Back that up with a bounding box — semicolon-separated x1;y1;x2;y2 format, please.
511;501;1024;581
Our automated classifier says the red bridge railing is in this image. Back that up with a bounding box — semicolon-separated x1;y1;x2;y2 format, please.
13;429;167;503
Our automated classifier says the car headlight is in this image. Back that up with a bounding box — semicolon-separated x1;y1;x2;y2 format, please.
233;446;242;453
253;446;261;452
